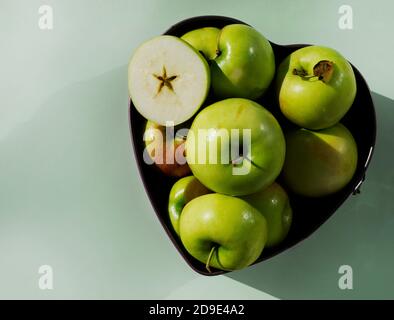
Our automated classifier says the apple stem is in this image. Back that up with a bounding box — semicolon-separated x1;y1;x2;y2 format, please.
215;49;221;58
292;68;320;81
206;246;216;273
292;60;334;83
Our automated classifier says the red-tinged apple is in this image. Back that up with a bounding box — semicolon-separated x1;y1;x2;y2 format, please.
144;120;190;177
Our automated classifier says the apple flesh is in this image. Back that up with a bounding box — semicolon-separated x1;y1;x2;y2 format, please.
186;98;285;196
276;46;357;130
241;182;292;247
168;176;211;236
144;120;190;177
180;193;268;271
128;35;210;126
182;24;275;100
282;123;358;197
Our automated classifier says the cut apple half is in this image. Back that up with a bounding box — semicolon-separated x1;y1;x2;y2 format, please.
128;35;210;126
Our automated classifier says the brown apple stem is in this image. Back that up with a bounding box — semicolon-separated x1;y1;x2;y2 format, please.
292;68;308;77
293;60;334;83
214;29;223;60
206;246;216;273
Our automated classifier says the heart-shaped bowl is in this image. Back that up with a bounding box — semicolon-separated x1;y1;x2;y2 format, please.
129;16;376;276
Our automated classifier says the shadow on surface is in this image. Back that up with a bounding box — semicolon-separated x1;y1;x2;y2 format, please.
228;92;394;299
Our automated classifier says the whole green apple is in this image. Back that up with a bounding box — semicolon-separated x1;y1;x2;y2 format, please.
241;182;292;247
168;176;211;236
276;46;357;130
180;193;268;271
186;98;285;196
182;24;275;100
181;27;220;60
282;123;358;197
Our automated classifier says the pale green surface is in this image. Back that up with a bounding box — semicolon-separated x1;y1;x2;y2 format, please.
0;0;393;299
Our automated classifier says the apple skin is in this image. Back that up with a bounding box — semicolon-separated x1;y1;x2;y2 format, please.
282;123;358;197
276;46;357;130
241;182;292;247
168;176;211;236
180;193;268;271
181;27;220;60
144;120;190;177
182;24;275;100
212;24;275;99
186;98;285;196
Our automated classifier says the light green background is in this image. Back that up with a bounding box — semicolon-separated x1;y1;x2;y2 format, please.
0;0;393;299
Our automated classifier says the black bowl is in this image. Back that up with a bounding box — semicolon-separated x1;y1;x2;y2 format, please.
129;16;376;276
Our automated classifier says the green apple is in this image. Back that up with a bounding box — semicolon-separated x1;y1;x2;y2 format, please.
182;24;275;100
168;176;211;236
186;98;285;196
283;123;358;197
144;120;191;177
180;193;268;271
181;27;220;60
241;182;292;247
276;46;357;130
128;35;210;126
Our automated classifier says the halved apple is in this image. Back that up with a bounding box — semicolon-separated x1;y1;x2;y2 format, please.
128;35;210;126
